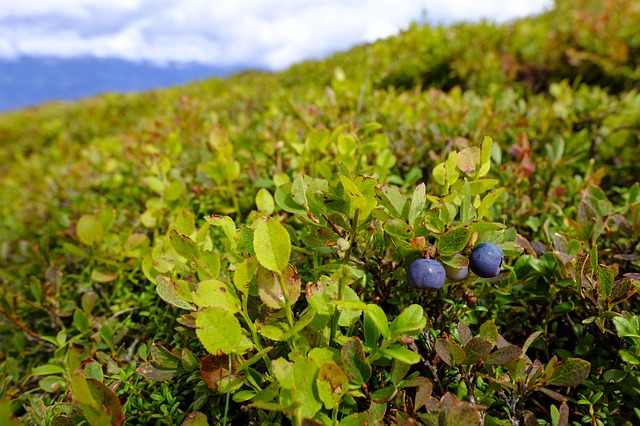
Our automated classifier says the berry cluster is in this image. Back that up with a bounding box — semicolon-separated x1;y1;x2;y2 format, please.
407;242;504;289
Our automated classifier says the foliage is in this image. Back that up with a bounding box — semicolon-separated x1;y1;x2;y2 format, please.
1;1;640;425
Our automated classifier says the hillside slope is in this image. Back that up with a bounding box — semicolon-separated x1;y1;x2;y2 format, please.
1;0;639;424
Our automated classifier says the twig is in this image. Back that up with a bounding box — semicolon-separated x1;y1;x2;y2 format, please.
0;305;48;344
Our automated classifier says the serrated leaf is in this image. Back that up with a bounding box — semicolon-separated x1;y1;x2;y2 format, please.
256;264;300;309
195;307;243;355
150;343;181;369
384;218;414;239
548;358;590;387
438;228;469;255
135;362;180;382
156;276;194;310
424;211;445;234
376;185;408;219
253;217;291;272
169;229;200;261
192;279;241;313
408;183;426;226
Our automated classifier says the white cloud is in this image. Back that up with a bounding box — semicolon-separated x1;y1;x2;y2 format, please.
0;0;553;69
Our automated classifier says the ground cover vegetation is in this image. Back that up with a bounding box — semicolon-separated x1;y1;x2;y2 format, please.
1;0;640;424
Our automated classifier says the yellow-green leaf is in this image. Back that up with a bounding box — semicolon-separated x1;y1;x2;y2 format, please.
195;307;243;355
77;215;104;246
253;217;291;272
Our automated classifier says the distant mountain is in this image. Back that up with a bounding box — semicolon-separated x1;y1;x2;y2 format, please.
0;56;244;112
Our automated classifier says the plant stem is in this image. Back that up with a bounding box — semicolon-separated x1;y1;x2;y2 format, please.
330;210;358;346
277;271;295;329
240;293;272;376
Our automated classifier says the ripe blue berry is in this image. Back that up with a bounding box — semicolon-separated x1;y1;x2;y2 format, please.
444;253;469;282
407;258;446;289
469;242;504;278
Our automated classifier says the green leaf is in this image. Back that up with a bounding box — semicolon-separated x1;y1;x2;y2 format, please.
438;228;469;255
380;346;421;365
479;136;493;177
460;179;474;224
255;188;275;215
597;266;615;298
191;279;241;313
468;179;498;196
31;364;66;376
71;373;123;425
445;151;460;186
548;358;590;387
169;229;200;262
233;256;259;295
432;162;446;186
156;276;194;310
522;331;542;354
365;304;389;339
90;269;118;283
613;315;640;340
408;183;426;226
253;217;291;272
339;174;367;212
370;385;397;403
479;320;498;347
274;183;307;215
150;343;181;370
389;304;426;339
376;184;408;219
316;363;349;409
76;215;104;246
341;337;372;386
457;147;480;175
182;412;209;426
477;188;505;219
383;218;414;239
424;211;445;234
195;307;243;355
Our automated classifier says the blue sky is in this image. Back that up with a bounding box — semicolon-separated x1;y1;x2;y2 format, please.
0;0;553;70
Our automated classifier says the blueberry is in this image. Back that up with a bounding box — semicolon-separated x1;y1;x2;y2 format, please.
444;253;469;282
469;242;504;278
407;258;446;289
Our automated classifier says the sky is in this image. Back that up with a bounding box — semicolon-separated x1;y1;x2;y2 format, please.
0;0;553;71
